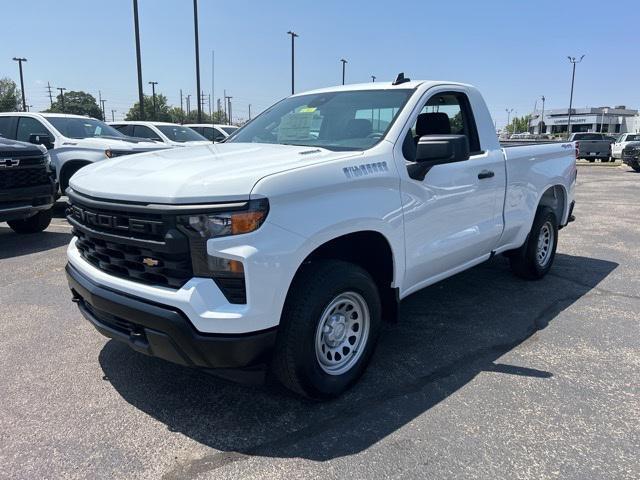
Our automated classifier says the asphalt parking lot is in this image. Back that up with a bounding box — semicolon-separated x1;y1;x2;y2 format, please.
1;165;638;480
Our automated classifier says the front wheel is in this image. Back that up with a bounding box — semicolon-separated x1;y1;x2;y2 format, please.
271;259;382;399
631;162;640;172
509;207;558;280
7;209;52;234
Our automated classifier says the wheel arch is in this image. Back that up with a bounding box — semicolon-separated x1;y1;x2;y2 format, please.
60;159;92;193
286;230;399;323
537;183;568;226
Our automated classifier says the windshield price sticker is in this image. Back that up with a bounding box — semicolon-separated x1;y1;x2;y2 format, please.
277;112;317;142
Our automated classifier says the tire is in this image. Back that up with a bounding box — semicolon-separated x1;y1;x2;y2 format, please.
587;158;595;163
271;259;382;399
509;207;558;280
7;209;53;234
631;162;640;172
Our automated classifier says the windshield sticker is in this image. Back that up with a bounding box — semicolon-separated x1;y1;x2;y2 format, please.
277;112;317;142
343;161;389;179
299;107;317;113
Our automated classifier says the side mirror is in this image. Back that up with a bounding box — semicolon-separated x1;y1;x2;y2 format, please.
416;134;470;164
408;135;470;181
29;133;54;150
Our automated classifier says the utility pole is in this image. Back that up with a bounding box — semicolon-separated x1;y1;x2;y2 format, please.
12;57;27;111
111;110;116;122
248;104;252;120
100;99;107;121
211;50;215;126
223;89;227;121
180;89;184;117
340;58;347;85
225;95;232;125
287;31;298;94
98;90;104;120
132;0;145;120
57;87;67;112
186;94;191;115
371;75;376;82
193;0;202;123
46;82;54;107
148;81;158;120
505;108;514;134
540;95;546;134
566;55;585;138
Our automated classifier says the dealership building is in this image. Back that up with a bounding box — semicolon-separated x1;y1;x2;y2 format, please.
529;106;639;135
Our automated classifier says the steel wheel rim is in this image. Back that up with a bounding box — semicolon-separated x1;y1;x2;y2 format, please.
314;291;370;376
536;221;554;267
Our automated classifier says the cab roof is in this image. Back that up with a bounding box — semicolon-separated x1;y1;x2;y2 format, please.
292;80;472;97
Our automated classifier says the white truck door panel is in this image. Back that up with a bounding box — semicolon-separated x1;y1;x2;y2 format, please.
401;150;505;289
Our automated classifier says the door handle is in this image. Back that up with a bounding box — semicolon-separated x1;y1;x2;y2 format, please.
478;170;495;179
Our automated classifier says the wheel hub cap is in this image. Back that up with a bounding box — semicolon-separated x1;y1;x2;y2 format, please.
536;221;554;267
315;292;371;376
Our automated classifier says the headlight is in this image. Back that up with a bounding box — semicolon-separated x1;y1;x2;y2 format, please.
177;199;269;238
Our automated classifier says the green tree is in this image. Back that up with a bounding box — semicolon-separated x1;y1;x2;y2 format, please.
507;115;532;134
0;77;21;112
45;91;102;119
125;94;172;121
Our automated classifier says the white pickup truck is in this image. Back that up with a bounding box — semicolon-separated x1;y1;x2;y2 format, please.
65;77;576;398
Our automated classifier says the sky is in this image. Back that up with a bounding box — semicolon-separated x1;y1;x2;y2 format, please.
1;0;638;127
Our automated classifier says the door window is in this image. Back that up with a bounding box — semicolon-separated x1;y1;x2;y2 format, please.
16;117;52;143
132;125;163;141
0;116;15;139
213;128;226;142
113;124;133;136
403;91;481;163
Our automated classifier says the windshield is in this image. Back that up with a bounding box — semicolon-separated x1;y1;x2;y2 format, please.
221;126;238;135
48;116;124;139
227;89;413;151
156;125;207;142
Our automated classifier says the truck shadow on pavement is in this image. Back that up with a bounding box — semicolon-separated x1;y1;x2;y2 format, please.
98;253;617;471
0;226;71;259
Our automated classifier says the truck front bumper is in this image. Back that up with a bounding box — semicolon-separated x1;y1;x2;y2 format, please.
66;263;277;371
0;181;57;222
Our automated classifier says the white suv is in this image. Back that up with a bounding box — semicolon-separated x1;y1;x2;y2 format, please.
109;121;211;147
0;113;169;194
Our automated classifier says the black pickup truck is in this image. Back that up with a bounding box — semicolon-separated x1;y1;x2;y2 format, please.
0;137;58;233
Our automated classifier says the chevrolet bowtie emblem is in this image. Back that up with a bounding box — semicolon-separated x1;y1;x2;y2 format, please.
0;158;20;168
142;257;159;267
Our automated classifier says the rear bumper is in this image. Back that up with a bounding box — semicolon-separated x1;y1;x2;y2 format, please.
66;263;278;371
0;181;57;222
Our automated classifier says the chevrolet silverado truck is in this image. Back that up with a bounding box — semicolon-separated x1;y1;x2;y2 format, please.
0;113;170;195
1;137;57;233
65;77;577;398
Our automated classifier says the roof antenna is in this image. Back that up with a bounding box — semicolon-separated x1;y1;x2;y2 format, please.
392;72;410;85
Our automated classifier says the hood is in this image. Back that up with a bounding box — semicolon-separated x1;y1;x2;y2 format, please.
60;136;168;152
70;143;361;203
175;140;213;147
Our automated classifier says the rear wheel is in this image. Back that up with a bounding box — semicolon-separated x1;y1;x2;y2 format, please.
271;259;382;399
509;207;558;280
7;209;52;234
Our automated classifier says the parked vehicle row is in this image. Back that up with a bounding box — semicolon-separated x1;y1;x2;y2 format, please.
64;78;577;398
109;121;211;147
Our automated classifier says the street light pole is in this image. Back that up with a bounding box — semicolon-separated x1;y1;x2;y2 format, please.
505;108;514;134
193;0;202;123
12;57;27;111
57;87;67;112
340;59;347;85
371;75;376;82
132;0;145;120
566;55;585;138
287;31;298;95
148;81;158;120
540;95;546;134
111;110;116;122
